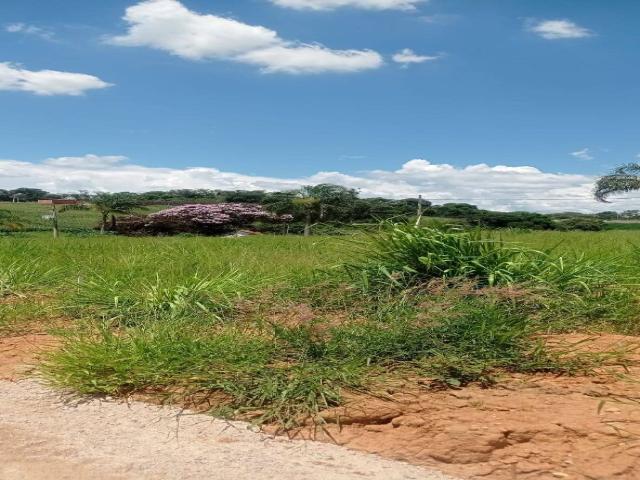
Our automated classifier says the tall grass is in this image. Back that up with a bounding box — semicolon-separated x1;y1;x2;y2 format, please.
2;227;639;428
346;224;617;293
43;293;570;425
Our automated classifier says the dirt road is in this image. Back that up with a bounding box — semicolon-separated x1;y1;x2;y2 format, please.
0;379;456;480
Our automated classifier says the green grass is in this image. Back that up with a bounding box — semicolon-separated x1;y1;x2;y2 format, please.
604;222;640;231
2;226;640;427
0;201;166;233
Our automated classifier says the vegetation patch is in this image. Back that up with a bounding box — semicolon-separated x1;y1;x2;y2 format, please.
13;224;632;429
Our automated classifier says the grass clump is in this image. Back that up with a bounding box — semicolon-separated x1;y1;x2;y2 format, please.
347;223;615;293
0;259;58;298
67;270;249;325
43;321;362;427
43;292;578;426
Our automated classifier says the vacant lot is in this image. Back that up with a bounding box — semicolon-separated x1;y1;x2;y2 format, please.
2;228;639;479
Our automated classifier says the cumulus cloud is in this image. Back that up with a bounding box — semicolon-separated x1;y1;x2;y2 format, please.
0;62;112;96
43;155;128;169
570;148;594;161
5;23;55;41
238;45;383;74
270;0;425;11
392;48;439;66
0;155;615;212
528;19;593;40
107;0;383;74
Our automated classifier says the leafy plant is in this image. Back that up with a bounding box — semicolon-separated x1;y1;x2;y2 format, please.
69;271;248;324
91;193;142;234
346;223;613;292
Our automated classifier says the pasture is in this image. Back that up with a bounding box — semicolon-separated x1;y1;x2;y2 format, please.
0;201;166;233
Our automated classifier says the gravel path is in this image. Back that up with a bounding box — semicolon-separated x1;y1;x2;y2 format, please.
0;379;456;480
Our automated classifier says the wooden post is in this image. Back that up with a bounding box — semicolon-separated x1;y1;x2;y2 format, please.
415;194;423;227
51;204;59;239
37;199;79;239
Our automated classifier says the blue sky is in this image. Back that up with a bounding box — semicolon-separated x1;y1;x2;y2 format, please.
1;0;639;211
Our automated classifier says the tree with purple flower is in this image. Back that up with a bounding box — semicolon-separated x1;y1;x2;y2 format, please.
145;203;291;235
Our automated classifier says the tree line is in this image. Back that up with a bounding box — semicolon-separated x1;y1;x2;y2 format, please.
1;184;625;234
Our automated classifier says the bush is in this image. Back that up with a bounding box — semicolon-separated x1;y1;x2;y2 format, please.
346;223;611;291
471;211;556;230
123;204;292;235
557;217;605;231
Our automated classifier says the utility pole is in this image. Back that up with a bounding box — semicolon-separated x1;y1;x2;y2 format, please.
415;194;423;227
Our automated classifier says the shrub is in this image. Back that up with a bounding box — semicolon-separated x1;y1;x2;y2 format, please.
346;223;611;291
471;211;556;230
139;203;291;235
557;217;605;231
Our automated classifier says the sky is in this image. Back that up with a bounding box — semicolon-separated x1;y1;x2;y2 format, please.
1;0;639;212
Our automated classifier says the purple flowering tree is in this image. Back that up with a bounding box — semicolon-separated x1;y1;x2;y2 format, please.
144;203;292;235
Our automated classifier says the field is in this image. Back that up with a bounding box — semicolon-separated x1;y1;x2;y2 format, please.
2;227;640;479
0;201;166;233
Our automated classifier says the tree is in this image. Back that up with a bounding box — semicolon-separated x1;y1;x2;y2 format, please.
91;193;140;234
143;203;289;235
595;164;640;202
219;190;267;204
8;188;50;202
430;203;480;218
263;184;359;236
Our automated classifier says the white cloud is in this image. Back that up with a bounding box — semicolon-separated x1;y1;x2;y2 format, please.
238;44;382;74
270;0;425;11
528;19;593;40
0;156;615;213
0;62;112;96
5;23;55;41
570;148;594;161
43;155;128;169
392;48;439;66
107;0;383;74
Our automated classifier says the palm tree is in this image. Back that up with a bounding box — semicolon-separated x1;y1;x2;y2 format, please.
595;163;640;202
91;193;140;234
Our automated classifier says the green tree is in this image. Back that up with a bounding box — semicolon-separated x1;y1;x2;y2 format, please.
8;188;51;202
263;184;359;236
595;164;640;202
91;193;141;234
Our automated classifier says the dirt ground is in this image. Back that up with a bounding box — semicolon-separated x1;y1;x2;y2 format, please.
0;378;453;480
293;334;640;480
0;333;58;380
1;333;639;480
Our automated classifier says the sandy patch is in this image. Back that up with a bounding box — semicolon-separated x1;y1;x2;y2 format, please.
0;379;455;480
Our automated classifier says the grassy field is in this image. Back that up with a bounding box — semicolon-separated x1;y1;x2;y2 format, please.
2;227;640;426
0;201;167;232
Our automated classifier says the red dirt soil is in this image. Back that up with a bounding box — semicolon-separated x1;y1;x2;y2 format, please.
0;334;58;380
292;334;640;480
2;332;639;479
